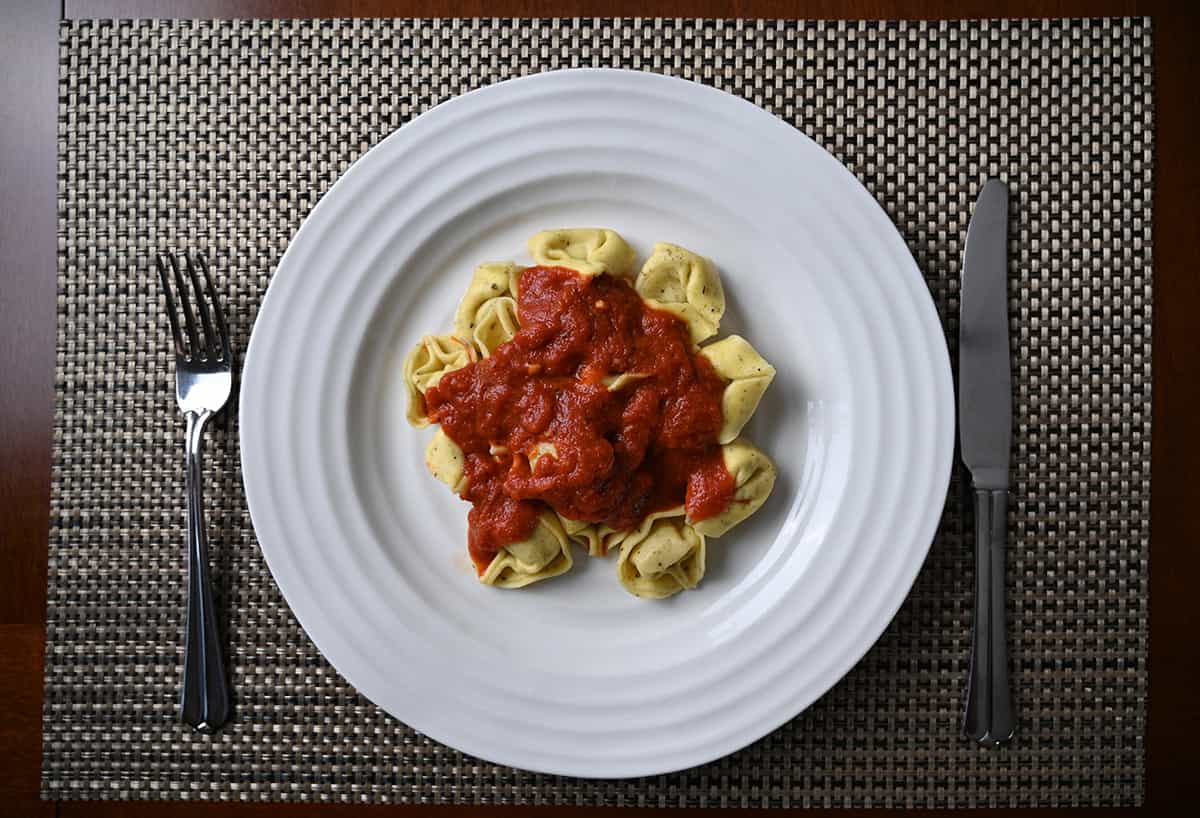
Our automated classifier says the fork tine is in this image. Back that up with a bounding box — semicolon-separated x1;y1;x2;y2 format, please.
156;253;187;358
184;252;217;358
168;252;202;358
194;252;231;362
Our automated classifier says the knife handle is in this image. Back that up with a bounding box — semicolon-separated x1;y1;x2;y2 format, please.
963;488;1016;746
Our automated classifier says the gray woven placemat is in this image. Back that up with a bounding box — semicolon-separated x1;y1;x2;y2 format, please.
44;17;1152;807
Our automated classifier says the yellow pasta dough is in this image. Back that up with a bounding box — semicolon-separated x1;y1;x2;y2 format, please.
557;515;605;556
471;296;519;357
616;516;706;599
601;372;651;391
402;334;476;427
597;506;685;556
698;334;776;444
479;511;573;588
527;228;636;277
424;428;468;494
453;261;522;343
636;242;726;344
689;437;777;537
527;441;558;469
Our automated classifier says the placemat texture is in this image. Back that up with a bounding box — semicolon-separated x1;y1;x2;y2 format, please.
45;17;1152;807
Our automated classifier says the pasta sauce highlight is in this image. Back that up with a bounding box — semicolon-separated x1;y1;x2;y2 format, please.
426;265;735;572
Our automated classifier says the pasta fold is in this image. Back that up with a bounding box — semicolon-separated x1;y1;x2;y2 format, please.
527;228;636;277
480;510;573;588
690;437;777;537
698;334;776;443
557;515;605;556
636;243;725;343
616;517;706;599
597;506;684;556
424;428;468;494
453;261;522;343
402;334;476;427
471;296;519;357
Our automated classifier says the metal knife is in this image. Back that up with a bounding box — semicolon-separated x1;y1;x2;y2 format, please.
959;178;1017;746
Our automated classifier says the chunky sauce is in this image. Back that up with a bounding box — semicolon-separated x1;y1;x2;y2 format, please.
426;265;734;572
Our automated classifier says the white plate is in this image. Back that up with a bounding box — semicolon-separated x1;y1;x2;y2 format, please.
240;69;954;778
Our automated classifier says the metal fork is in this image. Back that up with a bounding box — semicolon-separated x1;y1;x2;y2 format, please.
157;250;233;733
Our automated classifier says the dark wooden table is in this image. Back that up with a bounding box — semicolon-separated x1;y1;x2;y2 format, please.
2;1;1196;816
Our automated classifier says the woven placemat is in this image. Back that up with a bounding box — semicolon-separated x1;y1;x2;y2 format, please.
44;17;1152;807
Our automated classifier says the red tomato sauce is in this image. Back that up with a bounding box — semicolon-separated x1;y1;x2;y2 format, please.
426;265;735;573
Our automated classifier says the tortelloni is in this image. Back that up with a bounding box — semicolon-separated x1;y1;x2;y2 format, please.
699;334;776;444
453;261;522;349
471;296;519;357
479;510;573;588
636;243;726;344
425;428;468;494
616;517;706;599
690;437;777;537
527;228;636;277
402;334;476;426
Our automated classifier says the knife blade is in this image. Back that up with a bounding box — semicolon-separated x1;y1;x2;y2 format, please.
959;178;1017;746
960;179;1012;489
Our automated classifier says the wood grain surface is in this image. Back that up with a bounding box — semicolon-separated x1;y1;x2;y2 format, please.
0;0;59;812
2;0;1196;816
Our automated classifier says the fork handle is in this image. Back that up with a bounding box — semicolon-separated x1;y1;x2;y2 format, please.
181;409;231;733
963;487;1016;746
